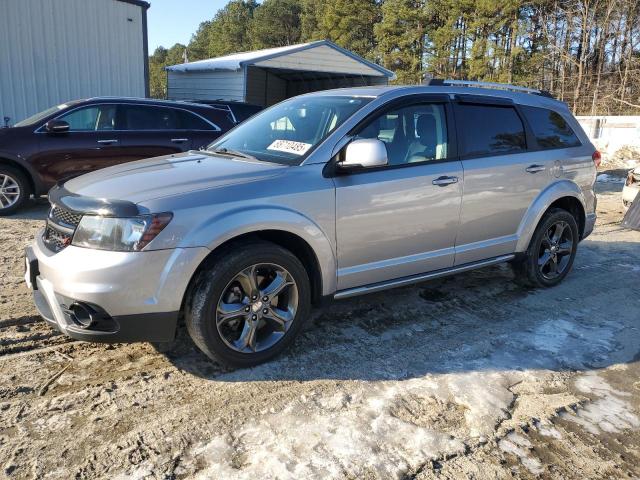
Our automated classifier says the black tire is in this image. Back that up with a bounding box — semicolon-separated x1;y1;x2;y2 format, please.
185;240;311;368
0;166;31;216
514;208;579;288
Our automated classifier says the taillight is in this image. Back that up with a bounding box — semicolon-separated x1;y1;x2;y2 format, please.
592;150;602;168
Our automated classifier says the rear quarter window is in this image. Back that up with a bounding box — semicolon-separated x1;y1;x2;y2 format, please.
456;104;526;157
176;110;217;130
521;105;581;149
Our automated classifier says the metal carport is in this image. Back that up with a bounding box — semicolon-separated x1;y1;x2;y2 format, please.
165;40;395;107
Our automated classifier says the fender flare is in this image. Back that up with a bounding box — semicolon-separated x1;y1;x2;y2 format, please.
0;151;44;194
185;205;337;296
515;180;586;252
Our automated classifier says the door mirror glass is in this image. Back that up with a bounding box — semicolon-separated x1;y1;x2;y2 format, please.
339;138;388;171
45;119;70;133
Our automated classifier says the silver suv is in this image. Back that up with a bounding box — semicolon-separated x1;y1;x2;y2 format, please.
26;81;598;367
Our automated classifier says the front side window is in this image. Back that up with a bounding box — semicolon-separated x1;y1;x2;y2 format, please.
457;104;526;157
356;103;449;166
59;105;117;131
120;105;178;130
209;95;372;165
521;105;581;149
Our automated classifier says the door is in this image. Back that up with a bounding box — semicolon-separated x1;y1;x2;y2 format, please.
176;108;224;150
334;100;464;290
32;104;126;185
114;104;192;162
452;98;554;265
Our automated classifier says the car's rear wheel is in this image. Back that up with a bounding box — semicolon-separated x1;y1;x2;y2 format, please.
514;208;579;288
185;241;311;368
0;166;30;216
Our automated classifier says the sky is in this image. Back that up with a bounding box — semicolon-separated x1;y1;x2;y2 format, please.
146;0;228;52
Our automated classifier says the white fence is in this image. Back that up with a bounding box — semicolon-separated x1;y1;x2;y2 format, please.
576;116;640;152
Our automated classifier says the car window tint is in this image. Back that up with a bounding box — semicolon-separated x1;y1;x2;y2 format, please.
457;104;526;157
357;103;449;166
60;105;116;131
176;110;215;130
120;105;178;130
521;105;581;149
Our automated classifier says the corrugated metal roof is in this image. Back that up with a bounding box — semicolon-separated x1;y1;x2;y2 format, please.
166;40;395;78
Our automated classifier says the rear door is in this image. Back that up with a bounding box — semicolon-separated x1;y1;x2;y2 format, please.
453;96;554;265
114;104;191;162
177;108;226;150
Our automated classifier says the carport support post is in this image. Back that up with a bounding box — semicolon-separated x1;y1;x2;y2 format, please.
264;69;269;107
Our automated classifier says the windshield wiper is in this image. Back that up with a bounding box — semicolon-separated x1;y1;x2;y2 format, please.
210;147;256;160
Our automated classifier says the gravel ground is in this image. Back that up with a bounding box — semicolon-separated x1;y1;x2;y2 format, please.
0;173;639;479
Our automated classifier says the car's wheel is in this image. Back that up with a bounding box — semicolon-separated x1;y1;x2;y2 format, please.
0;166;30;216
514;208;579;288
185;240;311;368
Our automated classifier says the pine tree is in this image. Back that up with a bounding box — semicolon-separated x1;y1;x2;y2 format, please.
375;0;427;84
250;0;303;49
316;0;380;60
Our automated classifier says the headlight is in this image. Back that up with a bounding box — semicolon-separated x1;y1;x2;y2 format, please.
72;213;172;251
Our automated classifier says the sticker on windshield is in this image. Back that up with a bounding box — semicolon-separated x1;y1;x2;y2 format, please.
267;139;312;156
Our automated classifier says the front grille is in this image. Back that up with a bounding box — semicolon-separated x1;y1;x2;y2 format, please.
43;225;73;252
50;207;82;227
43;206;82;253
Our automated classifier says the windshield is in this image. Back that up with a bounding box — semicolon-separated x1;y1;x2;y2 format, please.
208;95;373;165
14;100;83;127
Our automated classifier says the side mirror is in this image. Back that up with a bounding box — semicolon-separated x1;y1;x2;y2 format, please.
337;138;388;172
45;119;70;133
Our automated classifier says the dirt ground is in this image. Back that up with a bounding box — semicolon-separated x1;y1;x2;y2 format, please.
1;170;639;479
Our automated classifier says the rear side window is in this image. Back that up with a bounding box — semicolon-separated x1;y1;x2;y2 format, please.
521;106;581;149
457;104;526;157
120;105;178;130
176;110;216;130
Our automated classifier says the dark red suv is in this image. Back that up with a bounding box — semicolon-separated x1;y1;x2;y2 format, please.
0;97;235;214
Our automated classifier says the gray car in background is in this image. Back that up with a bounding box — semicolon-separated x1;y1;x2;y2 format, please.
25;81;598;367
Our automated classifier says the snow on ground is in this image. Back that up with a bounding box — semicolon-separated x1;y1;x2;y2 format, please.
561;372;640;435
597;173;625;183
183;286;635;479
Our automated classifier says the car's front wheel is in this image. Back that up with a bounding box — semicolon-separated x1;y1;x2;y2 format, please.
185;241;311;368
0;166;30;216
514;207;579;288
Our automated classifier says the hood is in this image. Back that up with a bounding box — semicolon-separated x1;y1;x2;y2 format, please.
64;151;287;204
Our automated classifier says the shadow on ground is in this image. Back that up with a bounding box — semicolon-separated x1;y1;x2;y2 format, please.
161;238;640;384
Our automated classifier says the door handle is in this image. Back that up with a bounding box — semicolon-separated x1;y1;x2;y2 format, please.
171;138;189;143
97;139;118;145
525;164;546;173
432;176;459;186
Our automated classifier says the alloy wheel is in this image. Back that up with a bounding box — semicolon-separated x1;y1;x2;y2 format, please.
215;263;298;353
0;174;20;209
537;220;573;280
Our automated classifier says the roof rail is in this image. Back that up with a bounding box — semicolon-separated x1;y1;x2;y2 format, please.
427;79;554;98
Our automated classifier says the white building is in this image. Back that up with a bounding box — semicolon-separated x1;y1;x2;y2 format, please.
166;40;396;107
0;0;149;125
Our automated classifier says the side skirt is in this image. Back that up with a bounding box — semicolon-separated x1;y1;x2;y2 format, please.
334;254;515;300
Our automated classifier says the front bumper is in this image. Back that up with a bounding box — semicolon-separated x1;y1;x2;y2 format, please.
583;212;597;239
26;231;210;343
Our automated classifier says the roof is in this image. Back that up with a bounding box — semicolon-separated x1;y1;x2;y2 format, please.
298;85;569;110
116;0;150;8
86;96;221;109
165;40;395;79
